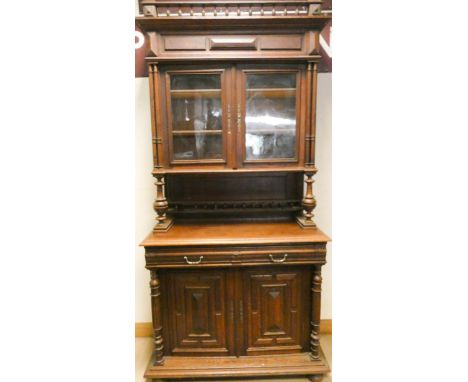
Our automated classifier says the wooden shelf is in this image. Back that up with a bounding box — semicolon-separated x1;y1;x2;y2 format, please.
247;88;296;93
153;166;306;174
246;128;296;133
248;90;296;97
171;89;220;92
170;206;302;214
173;130;222;135
170;89;221;98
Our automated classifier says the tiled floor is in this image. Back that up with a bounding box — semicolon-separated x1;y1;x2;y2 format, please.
136;334;332;382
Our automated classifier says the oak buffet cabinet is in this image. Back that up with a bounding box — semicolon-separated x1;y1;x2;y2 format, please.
137;1;331;380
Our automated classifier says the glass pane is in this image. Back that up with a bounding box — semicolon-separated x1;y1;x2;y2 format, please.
171;74;220;90
169;73;223;161
171;94;222;131
245;73;297;160
246;73;296;89
173;134;223;160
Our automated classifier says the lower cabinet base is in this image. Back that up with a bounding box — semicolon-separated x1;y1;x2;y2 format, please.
145;348;330;380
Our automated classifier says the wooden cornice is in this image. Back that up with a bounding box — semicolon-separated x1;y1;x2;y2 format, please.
136;15;331;32
145;55;322;64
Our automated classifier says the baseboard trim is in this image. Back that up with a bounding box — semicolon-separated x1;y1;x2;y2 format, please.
135;319;332;337
321;319;332;334
135;322;153;337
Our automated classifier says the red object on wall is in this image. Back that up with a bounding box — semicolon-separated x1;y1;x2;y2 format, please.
135;25;149;78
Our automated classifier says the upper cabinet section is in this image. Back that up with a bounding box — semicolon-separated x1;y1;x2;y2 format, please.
153;64;307;172
139;1;330;173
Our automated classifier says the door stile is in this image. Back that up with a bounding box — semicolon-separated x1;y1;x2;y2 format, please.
159;271;171;356
225;66;236;169
233;65;242;170
226;268;237;356
233;267;245;356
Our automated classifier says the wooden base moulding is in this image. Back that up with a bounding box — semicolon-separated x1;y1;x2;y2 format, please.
152;217;174;232
144;349;330;380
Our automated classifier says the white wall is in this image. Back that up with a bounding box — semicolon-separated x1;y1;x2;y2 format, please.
315;73;332;319
135;73;332;322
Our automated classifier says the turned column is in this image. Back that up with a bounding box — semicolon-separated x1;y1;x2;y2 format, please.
297;61;318;229
296;167;318;228
310;265;322;360
153;174;173;232
150;270;164;365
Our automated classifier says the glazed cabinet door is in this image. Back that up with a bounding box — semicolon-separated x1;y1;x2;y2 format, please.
236;65;306;168
160;66;235;168
161;269;235;356
240;266;311;356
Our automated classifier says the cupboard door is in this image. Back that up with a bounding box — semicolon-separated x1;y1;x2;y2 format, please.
164;68;233;166
237;66;304;167
241;267;310;356
164;269;235;356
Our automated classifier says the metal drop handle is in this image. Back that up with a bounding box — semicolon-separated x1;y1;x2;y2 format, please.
268;253;288;263
184;255;204;265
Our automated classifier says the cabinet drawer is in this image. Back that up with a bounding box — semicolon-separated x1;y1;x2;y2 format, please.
146;245;326;268
236;250;319;265
148;253;234;267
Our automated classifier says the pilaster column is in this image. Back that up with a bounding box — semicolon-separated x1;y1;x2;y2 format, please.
310;265;322;360
150;270;164;365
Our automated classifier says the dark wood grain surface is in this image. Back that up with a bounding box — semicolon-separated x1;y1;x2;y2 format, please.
142;221;330;247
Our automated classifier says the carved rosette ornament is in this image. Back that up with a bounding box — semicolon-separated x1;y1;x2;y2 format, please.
150;270;164;365
296;167;318;228
153;174;173;232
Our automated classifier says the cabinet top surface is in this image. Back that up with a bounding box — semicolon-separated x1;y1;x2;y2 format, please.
141;221;330;247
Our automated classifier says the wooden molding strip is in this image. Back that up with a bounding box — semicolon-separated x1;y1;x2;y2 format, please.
135;319;332;337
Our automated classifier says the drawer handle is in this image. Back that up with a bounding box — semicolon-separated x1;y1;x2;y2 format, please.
184;255;204;265
269;254;288;263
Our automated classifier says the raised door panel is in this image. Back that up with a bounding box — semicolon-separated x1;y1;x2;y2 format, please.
242;267;310;356
164;269;235;356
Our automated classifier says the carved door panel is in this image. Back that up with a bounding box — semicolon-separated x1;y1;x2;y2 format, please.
241;266;310;356
163;269;235;356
